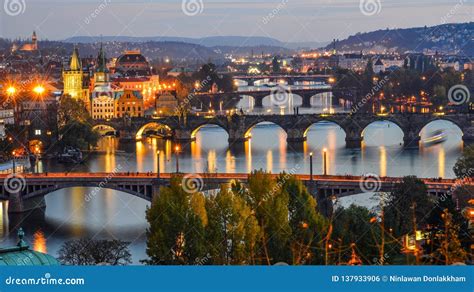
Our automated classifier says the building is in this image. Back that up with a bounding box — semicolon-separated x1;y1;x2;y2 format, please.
167;67;194;77
62;46;89;102
155;91;179;115
12;31;38;52
17;92;57;152
115;90;144;118
91;90;116;120
0;228;59;266
93;44;110;87
373;58;385;74
338;53;367;71
91;44;116;120
114;50;151;77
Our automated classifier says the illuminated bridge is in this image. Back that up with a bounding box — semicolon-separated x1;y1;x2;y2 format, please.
92;113;474;148
0;172;469;213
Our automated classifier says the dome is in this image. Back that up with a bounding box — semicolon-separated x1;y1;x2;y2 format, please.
115;50;151;77
0;228;59;266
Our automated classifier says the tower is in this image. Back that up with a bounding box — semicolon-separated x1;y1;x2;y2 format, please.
32;31;38;51
94;43;109;86
62;46;84;100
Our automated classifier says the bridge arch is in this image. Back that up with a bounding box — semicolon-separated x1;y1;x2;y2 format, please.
19;183;154;202
244;121;288;140
418;119;464;142
191;122;229;140
136;122;172;141
361;120;406;146
93;124;118;136
304;120;347;141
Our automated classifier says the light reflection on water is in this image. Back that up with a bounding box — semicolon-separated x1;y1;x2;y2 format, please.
0;120;464;263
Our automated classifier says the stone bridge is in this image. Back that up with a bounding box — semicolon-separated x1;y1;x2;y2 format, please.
93;113;474;148
0;173;463;213
232;74;333;86
196;87;335;108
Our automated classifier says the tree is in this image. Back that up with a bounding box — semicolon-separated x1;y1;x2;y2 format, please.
384;176;434;237
58;96;90;127
144;176;207;265
59;120;100;150
234;170;291;264
57;238;132;265
272;56;281;73
206;189;261;265
333;205;384;265
280;175;328;265
453;145;474;178
432;209;467;265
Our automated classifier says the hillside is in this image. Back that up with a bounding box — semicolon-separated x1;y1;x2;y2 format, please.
326;22;473;56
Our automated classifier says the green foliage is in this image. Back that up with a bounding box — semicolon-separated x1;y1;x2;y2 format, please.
333;205;385;265
144;176;207;265
59;121;100;150
384;176;434;237
206;189;261;265
57;96;99;150
58;96;91;126
280;175;328;265
453;145;474;179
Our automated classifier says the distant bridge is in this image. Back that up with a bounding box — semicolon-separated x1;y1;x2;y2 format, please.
0;172;467;213
232;75;333;86
195;86;335;108
92;113;474;148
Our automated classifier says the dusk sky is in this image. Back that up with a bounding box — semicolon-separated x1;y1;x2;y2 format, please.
0;0;472;43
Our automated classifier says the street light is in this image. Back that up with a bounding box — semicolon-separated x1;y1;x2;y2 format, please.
33;85;45;96
309;152;314;181
323;148;328;176
175;145;181;173
156;150;161;178
6;86;16;96
12;151;16;174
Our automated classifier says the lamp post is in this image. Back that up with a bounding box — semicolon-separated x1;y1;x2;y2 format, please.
6;86;17;122
175;145;180;173
156;150;161;178
323;148;328;176
12;151;16;174
309;152;313;181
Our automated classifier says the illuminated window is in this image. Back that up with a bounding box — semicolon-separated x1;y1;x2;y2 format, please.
35;129;41;136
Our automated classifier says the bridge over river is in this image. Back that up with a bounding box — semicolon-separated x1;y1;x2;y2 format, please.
0;172;469;213
93;113;474;148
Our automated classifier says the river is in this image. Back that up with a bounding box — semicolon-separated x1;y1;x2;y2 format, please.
0;95;466;264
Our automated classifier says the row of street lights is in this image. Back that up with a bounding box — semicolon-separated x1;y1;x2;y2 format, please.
309;148;328;181
156;146;328;179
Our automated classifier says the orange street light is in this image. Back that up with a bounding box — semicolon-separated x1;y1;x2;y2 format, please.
6;86;16;95
33;85;45;95
175;145;181;173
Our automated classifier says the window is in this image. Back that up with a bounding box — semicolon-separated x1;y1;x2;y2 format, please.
35;129;41;136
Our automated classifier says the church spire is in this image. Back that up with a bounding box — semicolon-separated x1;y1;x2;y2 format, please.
96;43;108;73
70;45;82;71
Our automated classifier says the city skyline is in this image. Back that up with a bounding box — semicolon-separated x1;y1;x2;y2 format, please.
0;0;472;43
